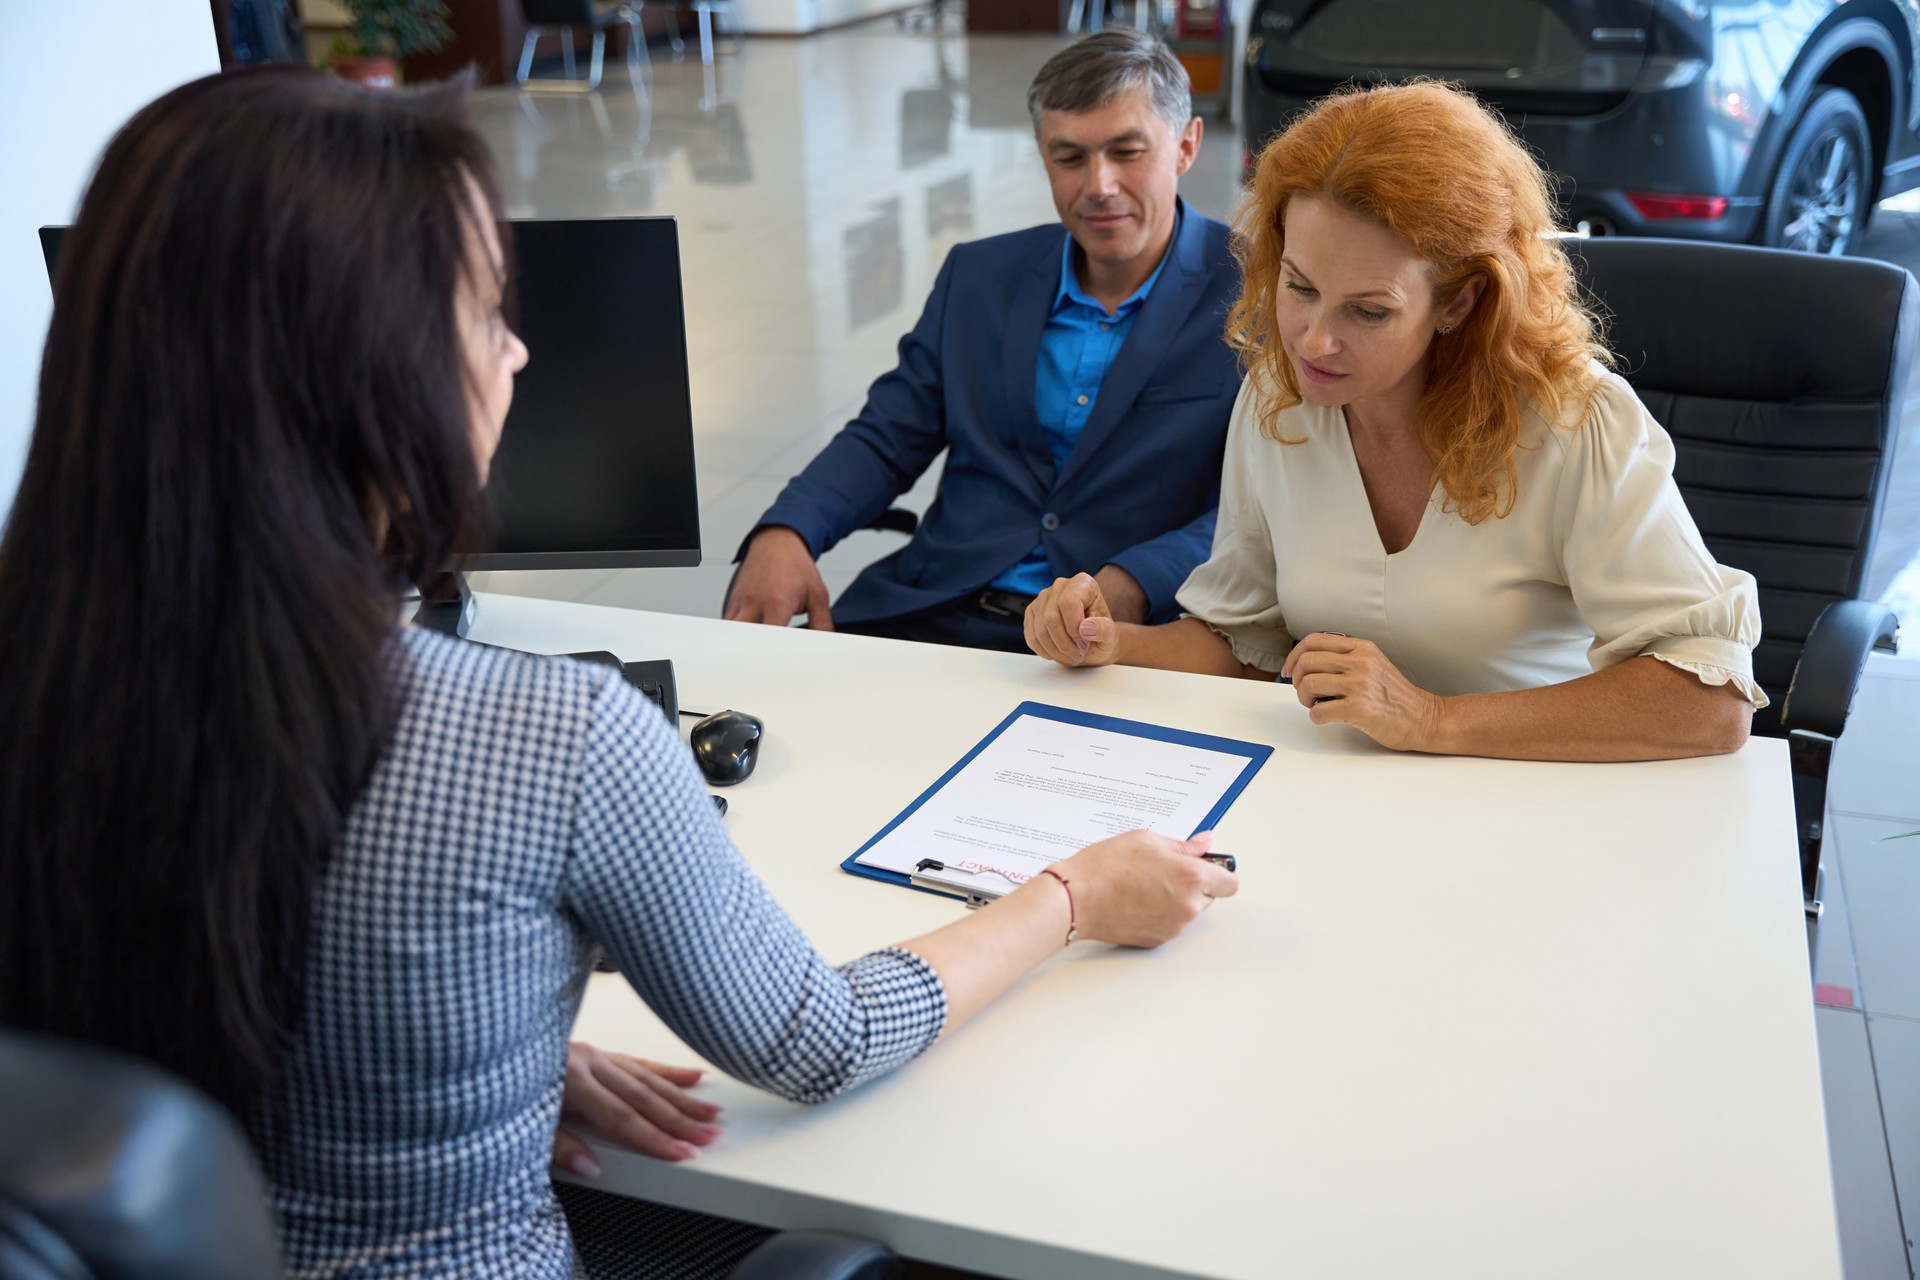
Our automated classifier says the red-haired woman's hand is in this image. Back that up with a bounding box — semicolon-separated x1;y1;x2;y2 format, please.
1281;633;1444;752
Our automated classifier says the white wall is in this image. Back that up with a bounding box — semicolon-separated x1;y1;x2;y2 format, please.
0;3;220;520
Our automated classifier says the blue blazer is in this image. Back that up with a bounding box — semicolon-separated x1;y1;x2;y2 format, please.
749;199;1242;626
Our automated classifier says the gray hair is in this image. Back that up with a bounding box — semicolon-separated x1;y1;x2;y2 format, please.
1026;30;1193;136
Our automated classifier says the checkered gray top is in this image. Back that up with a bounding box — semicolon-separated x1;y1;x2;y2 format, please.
254;629;947;1278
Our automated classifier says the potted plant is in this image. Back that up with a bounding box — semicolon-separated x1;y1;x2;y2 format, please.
330;0;452;89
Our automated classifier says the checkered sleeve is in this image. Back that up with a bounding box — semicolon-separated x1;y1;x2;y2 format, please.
562;673;947;1104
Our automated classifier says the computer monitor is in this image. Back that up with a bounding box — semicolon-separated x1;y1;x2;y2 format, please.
37;217;701;571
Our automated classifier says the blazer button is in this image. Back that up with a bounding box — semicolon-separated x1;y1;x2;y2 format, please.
1041;512;1061;532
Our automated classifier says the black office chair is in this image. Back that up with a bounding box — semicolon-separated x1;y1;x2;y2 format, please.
563;1178;905;1279
1567;237;1914;949
721;508;919;618
0;1030;901;1280
0;1031;284;1280
729;1232;902;1280
517;0;648;92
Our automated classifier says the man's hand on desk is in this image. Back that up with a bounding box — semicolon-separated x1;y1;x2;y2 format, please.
552;1041;723;1177
1025;573;1122;667
724;527;834;630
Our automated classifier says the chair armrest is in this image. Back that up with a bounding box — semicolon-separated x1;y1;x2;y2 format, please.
1780;599;1901;738
862;507;919;536
726;1230;903;1280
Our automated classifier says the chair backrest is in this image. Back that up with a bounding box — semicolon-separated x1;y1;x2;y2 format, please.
1567;237;1919;735
0;1031;283;1280
520;0;599;25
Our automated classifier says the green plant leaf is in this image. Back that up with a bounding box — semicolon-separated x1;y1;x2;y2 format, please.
339;0;453;58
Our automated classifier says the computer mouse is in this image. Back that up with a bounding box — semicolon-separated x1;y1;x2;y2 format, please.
689;709;762;786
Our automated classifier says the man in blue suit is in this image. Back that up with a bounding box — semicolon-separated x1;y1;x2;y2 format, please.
725;30;1242;651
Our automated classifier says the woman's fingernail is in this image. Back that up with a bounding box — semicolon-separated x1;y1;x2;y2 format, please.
1080;620;1098;636
568;1152;602;1178
673;1142;700;1159
695;1123;724;1140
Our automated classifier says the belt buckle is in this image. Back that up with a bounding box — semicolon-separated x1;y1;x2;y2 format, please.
976;589;1027;618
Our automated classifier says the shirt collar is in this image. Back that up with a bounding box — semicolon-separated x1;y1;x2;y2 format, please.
1054;203;1183;317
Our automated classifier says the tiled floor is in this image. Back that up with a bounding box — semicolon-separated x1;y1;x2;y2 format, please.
1825;203;1920;1280
462;25;1919;1276
1821;654;1920;1278
1819;175;1920;1263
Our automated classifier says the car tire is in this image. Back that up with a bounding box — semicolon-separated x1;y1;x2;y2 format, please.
1762;86;1873;256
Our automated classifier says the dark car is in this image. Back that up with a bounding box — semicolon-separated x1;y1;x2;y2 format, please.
1240;0;1920;255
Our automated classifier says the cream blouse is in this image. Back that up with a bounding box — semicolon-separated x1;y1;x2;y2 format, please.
1174;368;1766;705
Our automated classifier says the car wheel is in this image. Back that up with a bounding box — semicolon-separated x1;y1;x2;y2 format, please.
1763;87;1873;256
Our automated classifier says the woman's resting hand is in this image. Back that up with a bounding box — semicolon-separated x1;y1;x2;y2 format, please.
1025;573;1121;667
1281;633;1443;752
552;1041;724;1177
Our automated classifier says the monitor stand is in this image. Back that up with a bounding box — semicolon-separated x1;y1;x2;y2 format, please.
414;571;476;640
407;575;686;743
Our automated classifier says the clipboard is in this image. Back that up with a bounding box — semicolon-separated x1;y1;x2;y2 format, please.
839;701;1271;902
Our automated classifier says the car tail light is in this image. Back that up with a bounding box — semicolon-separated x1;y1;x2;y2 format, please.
1626;192;1730;220
1177;0;1221;38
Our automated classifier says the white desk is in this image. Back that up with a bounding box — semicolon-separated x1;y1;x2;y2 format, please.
470;592;1840;1280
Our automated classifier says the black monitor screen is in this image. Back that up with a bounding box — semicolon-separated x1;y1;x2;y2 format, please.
38;217;700;570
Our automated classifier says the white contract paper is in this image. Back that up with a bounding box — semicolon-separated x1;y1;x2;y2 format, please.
850;705;1264;897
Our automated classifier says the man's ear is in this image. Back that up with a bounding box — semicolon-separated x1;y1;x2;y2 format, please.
1175;115;1204;177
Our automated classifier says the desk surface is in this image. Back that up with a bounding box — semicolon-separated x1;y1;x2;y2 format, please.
471;593;1839;1280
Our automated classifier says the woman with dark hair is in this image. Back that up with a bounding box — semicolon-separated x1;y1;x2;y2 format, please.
1024;81;1763;763
0;69;1236;1277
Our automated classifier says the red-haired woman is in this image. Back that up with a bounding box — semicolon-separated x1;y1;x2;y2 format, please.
1023;81;1763;762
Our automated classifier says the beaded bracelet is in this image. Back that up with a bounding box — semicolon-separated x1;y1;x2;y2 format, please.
1039;867;1076;946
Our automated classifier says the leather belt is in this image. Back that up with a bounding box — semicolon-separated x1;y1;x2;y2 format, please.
974;588;1037;619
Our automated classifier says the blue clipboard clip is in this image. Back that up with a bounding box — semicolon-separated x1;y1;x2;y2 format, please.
908;858;1020;908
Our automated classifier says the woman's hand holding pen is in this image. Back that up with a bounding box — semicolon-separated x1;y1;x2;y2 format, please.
1052;830;1239;947
898;831;1238;1035
551;1042;723;1178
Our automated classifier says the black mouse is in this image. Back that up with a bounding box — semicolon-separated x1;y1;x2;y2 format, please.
689;709;762;786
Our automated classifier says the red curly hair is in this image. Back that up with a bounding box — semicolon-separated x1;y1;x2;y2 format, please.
1229;80;1609;524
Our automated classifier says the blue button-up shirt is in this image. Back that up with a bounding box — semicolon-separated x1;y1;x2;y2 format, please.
989;215;1179;597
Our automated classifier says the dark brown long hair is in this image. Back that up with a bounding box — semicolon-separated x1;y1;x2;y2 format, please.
0;68;507;1115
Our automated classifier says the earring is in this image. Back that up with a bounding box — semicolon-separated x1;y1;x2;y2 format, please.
1437;322;1455;335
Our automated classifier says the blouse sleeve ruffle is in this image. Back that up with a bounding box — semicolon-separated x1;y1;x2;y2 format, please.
1172;379;1293;674
1182;614;1293;674
1597;571;1769;707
